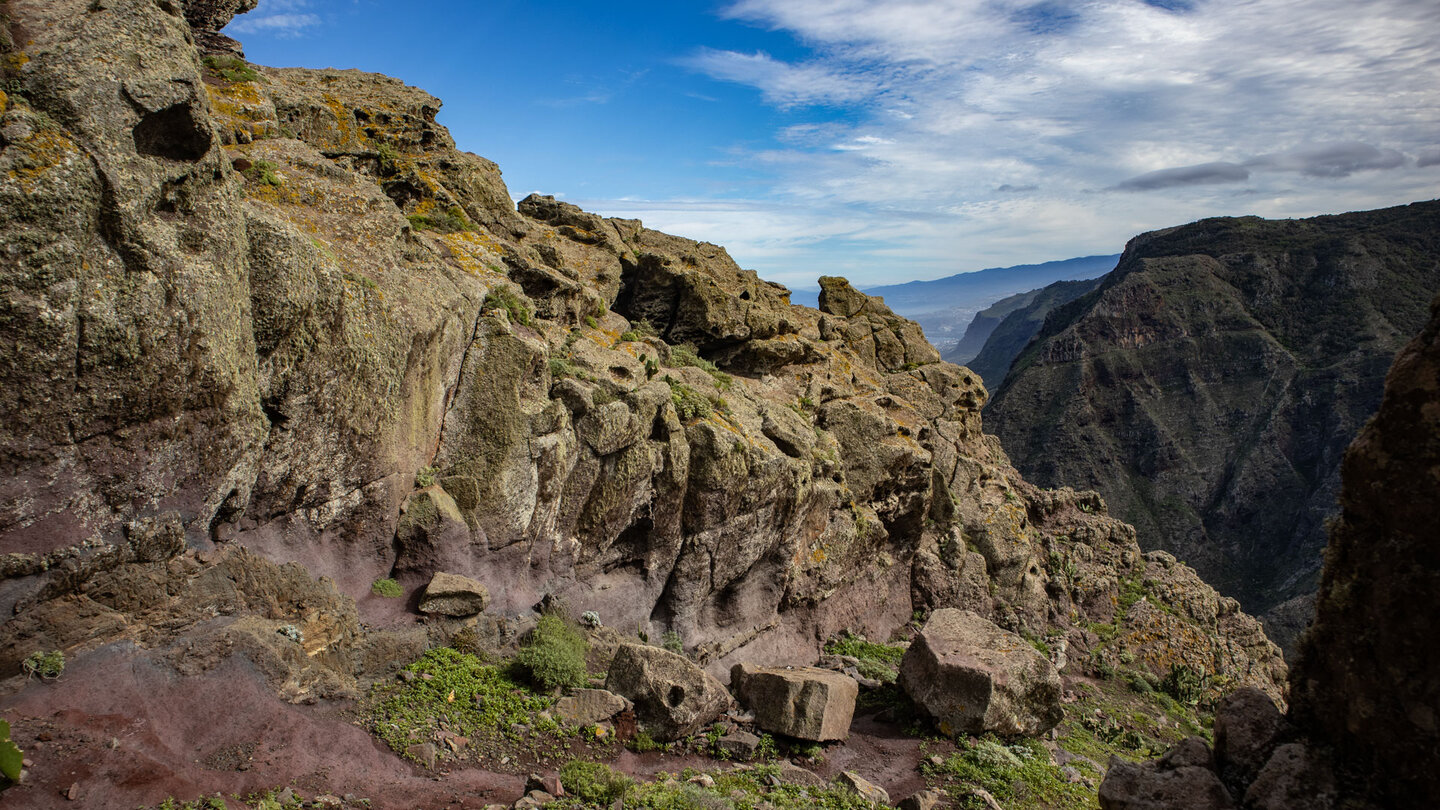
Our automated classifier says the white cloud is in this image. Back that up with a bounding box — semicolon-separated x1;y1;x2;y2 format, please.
226;0;320;37
671;0;1440;283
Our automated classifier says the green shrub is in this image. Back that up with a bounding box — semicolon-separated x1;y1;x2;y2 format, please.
371;578;402;598
516;614;588;690
244;159;283;187
661;630;684;654
408;206;475;234
823;632;905;683
559;759;632;805
21;650;64;680
415;465;438;488
202;55;259;83
626;730;667;753
484;287;532;326
668;381;711;421
1161;663;1206;705
584;315;599;329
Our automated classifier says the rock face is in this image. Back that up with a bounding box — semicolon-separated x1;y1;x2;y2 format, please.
0;2;1285;792
730;663;858;741
985;203;1440;656
604;644;730;741
1288;293;1440;807
956;277;1104;387
1099;295;1440;809
898;609;1063;736
1098;738;1236;810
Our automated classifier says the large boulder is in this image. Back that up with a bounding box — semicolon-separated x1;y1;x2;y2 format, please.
898;609;1062;736
604;644;729;741
1099;738;1236;810
417;572;490;617
1212;687;1285;794
553;688;631;727
730;663;857;741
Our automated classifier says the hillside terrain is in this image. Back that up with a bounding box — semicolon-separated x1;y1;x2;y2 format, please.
984;202;1440;654
948;278;1103;385
0;2;1424;809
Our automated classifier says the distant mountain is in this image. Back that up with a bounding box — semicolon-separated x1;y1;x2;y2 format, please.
984;200;1440;657
947;277;1104;385
788;255;1118;353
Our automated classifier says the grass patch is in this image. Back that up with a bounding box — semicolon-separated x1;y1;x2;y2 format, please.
926;736;1097;810
549;762;885;810
669;344;733;390
619;319;657;342
243;159;283;187
364;648;566;763
823;632;905;683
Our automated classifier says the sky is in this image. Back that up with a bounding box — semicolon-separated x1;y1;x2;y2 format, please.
227;0;1440;288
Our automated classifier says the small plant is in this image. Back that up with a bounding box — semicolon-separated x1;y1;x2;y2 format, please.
0;719;22;791
21;650;64;680
559;759;632;805
516;614;589;690
626;729;667;753
668;381;711;421
755;733;778;761
483;287;532;326
1161;662;1207;705
375;141;400;174
407;206;475;234
202;54;259;83
371;578;402;598
276;625;303;643
584;315;599;329
244;159;284;187
415;465;438;488
580;610;602;628
824;632;905;683
661;630;684;654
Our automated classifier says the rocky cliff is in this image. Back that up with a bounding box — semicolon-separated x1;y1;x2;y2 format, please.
983;202;1440;655
0;2;1286;804
954;277;1104;387
1099;294;1440;810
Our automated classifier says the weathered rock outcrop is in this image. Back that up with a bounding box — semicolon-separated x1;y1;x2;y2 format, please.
1099;296;1440;809
985;203;1440;656
0;0;1283;779
898;609;1063;736
953;277;1104;387
605;644;730;741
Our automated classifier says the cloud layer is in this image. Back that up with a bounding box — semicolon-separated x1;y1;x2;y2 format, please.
654;0;1440;283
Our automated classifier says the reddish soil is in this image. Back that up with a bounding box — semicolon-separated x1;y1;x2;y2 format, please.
0;645;949;809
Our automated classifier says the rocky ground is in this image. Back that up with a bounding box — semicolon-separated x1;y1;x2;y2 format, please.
0;2;1303;809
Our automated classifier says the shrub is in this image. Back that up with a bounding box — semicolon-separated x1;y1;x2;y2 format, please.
371;578;402;598
21;650;64;680
823;632;905;683
415;465;438;488
1162;663;1206;705
668;381;711;421
580;610;602;628
661;630;684;654
244;159;283;187
516;614;588;690
560;760;632;805
408;206;475;234
202;55;259;83
483;287;532;326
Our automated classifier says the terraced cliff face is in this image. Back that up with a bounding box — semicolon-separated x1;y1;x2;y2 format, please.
955;277;1104;387
984;203;1440;654
1;0;1282;718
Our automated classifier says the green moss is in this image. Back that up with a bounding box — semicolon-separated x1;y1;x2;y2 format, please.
371;578;403;598
823;632;905;683
516;614;589;690
244;159;283;187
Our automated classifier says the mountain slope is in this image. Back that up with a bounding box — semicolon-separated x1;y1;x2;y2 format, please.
948;277;1104;383
984;202;1440;654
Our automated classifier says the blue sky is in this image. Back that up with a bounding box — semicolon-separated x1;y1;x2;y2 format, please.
228;0;1440;288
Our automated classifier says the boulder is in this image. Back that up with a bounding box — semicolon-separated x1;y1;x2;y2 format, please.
1213;687;1284;793
898;609;1063;736
714;730;760;760
836;771;889;805
554;688;631;727
417;572;490;617
1099;754;1236;810
604;644;729;741
730;663;858;741
898;788;946;810
1243;743;1337;810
